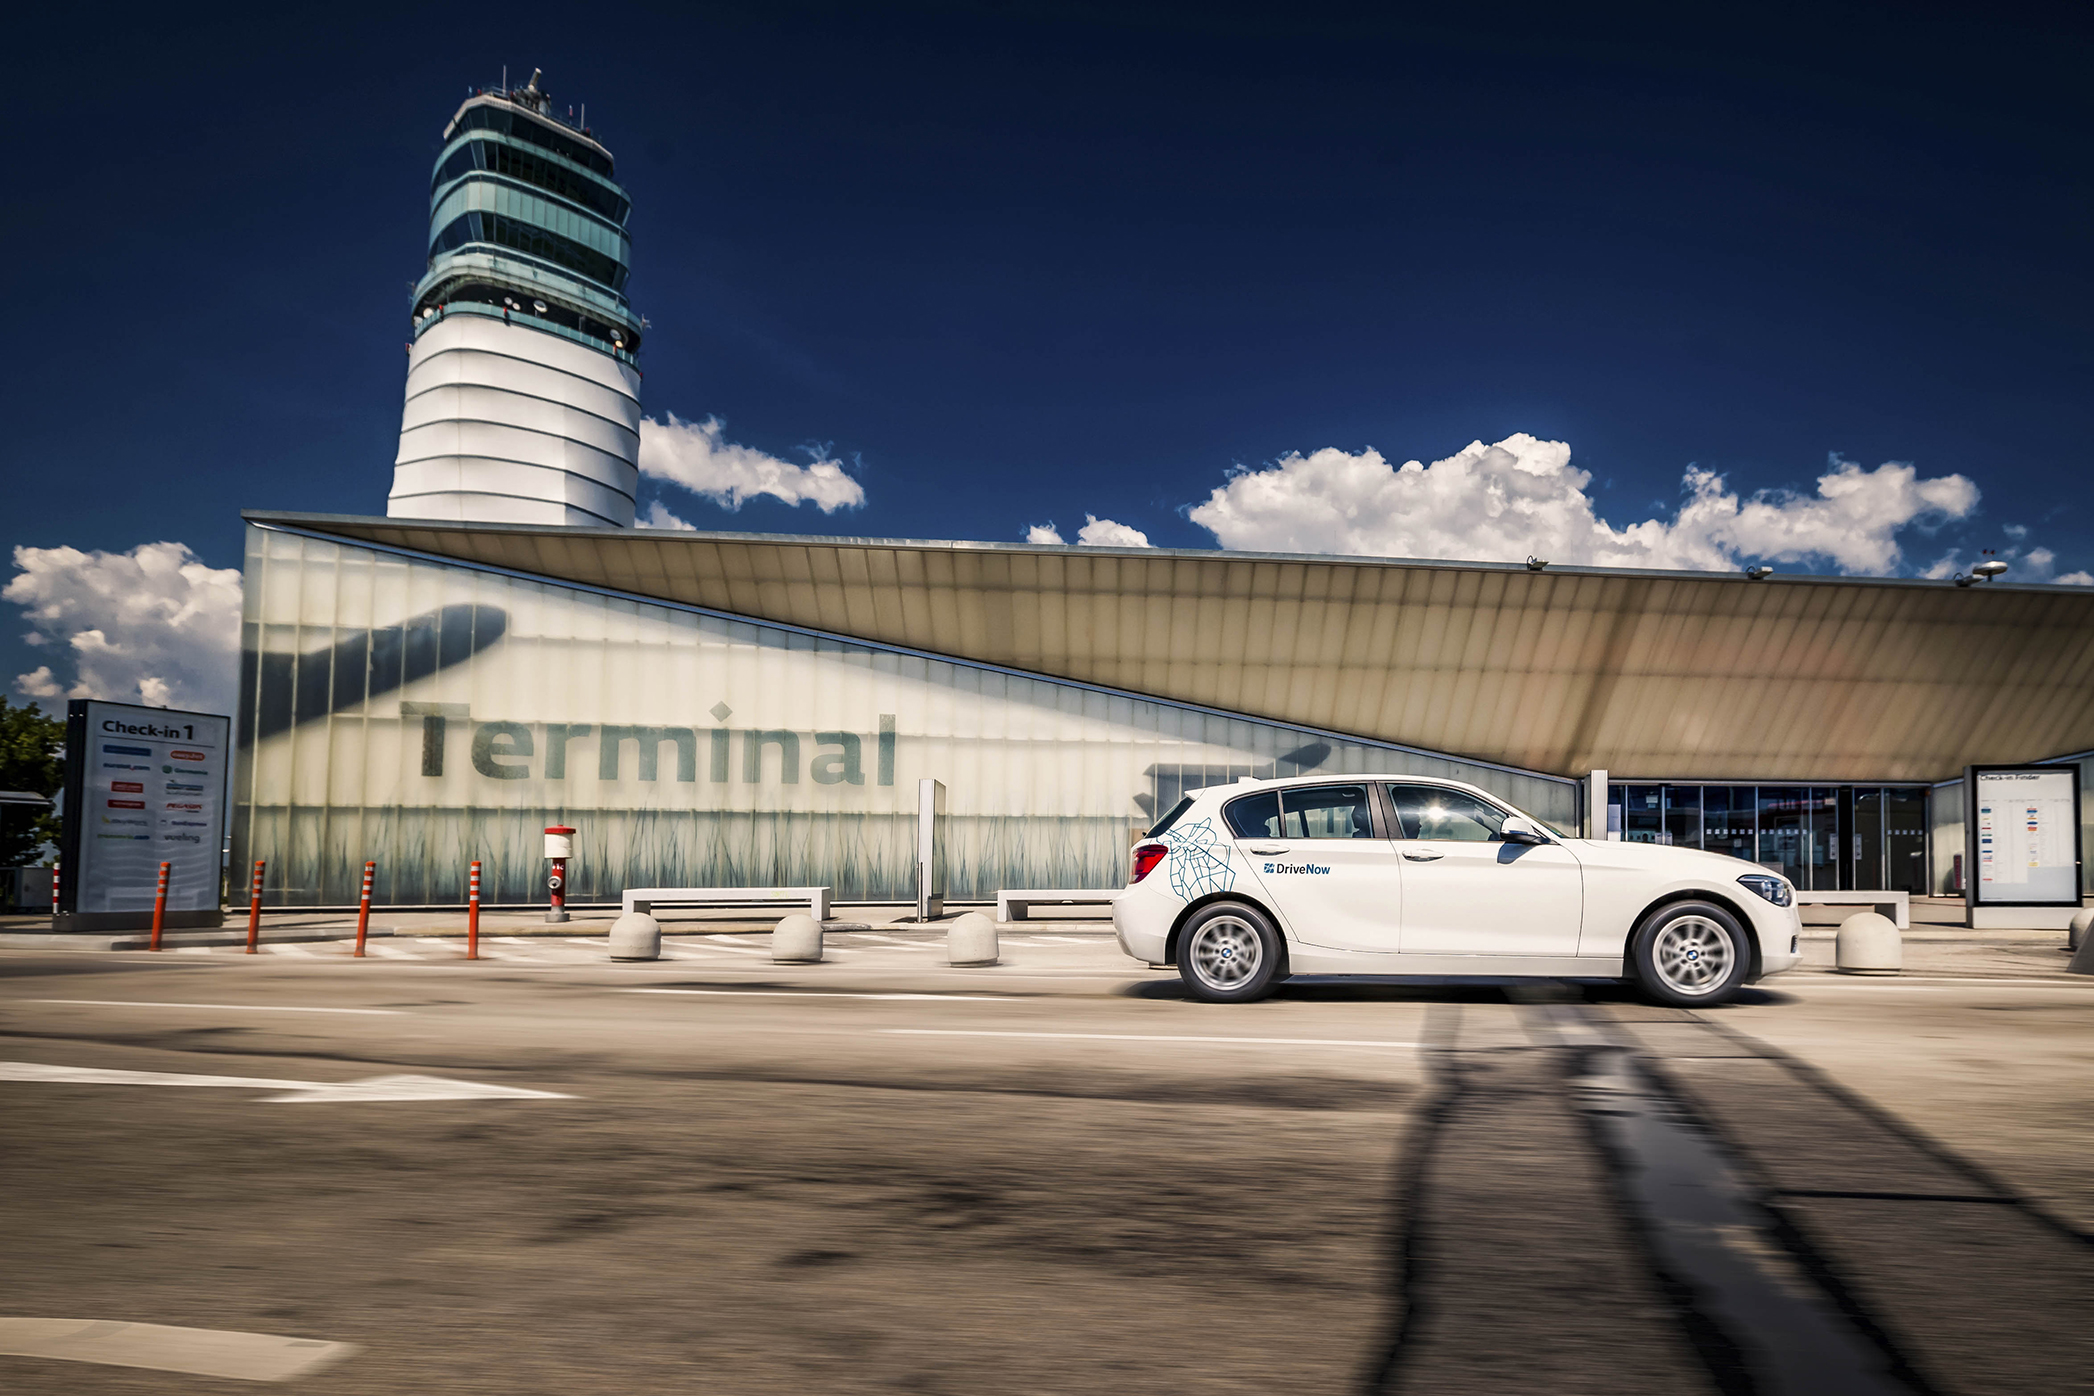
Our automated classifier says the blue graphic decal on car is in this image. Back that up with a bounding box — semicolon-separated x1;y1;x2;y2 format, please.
1161;818;1236;899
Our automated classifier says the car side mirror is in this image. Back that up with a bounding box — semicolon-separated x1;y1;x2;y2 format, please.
1500;817;1549;845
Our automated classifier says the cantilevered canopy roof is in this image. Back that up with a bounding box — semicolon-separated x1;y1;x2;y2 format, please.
250;512;2094;782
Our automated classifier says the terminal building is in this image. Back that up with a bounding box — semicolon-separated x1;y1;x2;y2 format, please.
229;512;2094;907
225;74;2094;908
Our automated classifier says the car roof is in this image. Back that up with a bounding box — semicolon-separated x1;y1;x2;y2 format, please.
1186;773;1485;800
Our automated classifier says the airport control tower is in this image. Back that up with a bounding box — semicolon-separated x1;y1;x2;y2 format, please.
387;70;643;528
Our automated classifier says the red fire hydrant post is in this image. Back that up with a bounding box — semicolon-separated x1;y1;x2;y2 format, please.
245;860;266;954
353;861;375;957
149;861;171;951
544;826;575;924
467;860;482;961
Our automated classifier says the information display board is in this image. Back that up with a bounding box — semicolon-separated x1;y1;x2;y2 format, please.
56;700;230;931
1965;764;2083;908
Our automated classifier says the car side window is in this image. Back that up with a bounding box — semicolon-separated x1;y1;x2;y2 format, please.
1280;785;1376;839
1224;791;1282;839
1386;785;1510;842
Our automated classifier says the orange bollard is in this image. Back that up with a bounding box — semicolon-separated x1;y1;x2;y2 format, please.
467;861;482;961
245;861;266;954
353;861;375;957
149;861;171;951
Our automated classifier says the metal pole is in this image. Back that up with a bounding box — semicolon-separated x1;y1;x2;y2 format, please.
246;861;265;954
467;861;481;961
353;861;375;957
149;861;170;951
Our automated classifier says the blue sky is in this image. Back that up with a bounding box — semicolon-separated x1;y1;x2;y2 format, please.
4;2;2090;710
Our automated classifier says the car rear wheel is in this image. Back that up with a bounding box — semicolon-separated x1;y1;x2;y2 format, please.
1629;900;1750;1007
1178;901;1286;1003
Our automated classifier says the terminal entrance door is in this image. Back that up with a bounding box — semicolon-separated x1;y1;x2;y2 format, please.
1841;787;1927;892
1885;788;1928;894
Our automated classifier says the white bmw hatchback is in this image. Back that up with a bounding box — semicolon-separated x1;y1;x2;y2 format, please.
1114;775;1802;1006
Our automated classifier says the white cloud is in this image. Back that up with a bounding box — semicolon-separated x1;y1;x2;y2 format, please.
637;501;698;531
638;413;865;514
1075;515;1151;547
15;665;61;698
1024;516;1152;547
5;542;242;714
1991;544;2094;586
1187;433;1981;575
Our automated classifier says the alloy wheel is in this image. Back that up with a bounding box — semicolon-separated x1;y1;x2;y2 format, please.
1188;915;1263;991
1652;915;1734;995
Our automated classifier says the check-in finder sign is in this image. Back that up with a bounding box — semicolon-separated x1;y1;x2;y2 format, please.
1971;767;2081;906
70;700;230;915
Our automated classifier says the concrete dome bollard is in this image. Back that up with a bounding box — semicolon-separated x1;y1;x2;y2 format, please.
2068;906;2093;954
947;911;999;967
1835;911;1901;974
772;913;824;963
607;910;661;962
2068;914;2094;975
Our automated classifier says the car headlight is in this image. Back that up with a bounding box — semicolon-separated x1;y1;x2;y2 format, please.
1737;874;1792;907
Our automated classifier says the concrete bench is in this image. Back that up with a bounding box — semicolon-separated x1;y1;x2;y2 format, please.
996;889;1121;922
622;887;832;921
1795;890;1909;930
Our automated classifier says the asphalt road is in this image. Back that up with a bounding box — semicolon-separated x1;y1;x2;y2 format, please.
2;930;2089;1394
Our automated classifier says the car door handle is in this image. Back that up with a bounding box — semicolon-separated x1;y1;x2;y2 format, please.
1402;849;1444;861
1247;843;1288;855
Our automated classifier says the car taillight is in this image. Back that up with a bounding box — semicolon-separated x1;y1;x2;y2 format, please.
1131;842;1169;884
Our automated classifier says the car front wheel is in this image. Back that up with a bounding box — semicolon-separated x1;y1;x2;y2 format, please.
1629;900;1750;1007
1178;901;1285;1003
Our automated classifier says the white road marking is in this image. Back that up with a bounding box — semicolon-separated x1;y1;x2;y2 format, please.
1035;936;1101;944
27;1000;402;1016
666;940;768;956
366;944;422;961
880;1029;1422;1048
565;937;604;946
1793;980;2092;992
173;946;212;955
0;1061;568;1102
1827;975;2090;987
0;1315;357;1381
625;988;1016;1002
265;943;318;958
478;948;548;962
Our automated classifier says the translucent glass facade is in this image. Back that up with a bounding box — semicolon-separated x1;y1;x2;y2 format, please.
233;526;1579;906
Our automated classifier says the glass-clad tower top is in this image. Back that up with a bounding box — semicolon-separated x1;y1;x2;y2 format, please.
387;70;645;528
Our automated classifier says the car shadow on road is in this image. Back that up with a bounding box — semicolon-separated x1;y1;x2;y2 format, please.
1112;977;1798;1006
